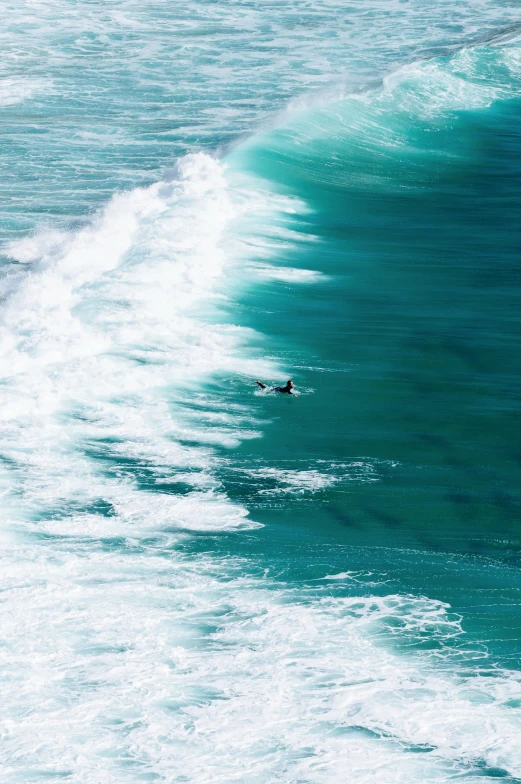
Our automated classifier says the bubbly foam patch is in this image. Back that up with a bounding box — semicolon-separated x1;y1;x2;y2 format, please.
247;467;338;495
1;539;521;784
0;76;50;106
240;460;396;497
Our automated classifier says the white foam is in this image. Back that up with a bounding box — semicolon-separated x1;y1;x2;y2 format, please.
380;60;502;116
0;76;50;106
1;543;520;783
250;263;327;283
323;571;356;580
242;460;392;496
249;467;338;495
1;153;297;533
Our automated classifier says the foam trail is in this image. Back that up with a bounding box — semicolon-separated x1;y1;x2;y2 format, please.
0;153;290;534
250;263;327;283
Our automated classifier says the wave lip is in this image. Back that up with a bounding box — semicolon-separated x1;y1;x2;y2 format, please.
231;41;521;199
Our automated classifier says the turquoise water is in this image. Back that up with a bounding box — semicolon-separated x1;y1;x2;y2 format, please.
2;2;521;782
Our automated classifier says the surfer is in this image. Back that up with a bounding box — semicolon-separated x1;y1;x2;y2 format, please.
255;380;295;394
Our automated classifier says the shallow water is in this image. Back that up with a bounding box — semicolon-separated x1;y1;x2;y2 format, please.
1;2;521;782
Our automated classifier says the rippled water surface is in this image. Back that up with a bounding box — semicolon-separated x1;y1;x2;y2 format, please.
1;2;521;782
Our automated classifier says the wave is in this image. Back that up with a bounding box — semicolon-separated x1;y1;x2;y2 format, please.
0;152;311;536
228;43;521;191
2;34;521;784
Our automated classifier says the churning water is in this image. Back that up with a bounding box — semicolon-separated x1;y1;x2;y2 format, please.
1;2;521;782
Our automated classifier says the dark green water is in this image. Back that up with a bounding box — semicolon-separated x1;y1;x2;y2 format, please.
207;46;521;668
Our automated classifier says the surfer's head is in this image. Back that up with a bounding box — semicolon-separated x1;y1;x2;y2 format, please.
287;380;294;389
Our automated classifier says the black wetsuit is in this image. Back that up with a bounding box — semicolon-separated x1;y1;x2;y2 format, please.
256;381;294;394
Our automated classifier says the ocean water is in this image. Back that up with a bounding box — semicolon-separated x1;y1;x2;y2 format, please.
2;1;521;782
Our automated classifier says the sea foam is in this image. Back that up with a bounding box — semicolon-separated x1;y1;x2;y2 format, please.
0;153;287;535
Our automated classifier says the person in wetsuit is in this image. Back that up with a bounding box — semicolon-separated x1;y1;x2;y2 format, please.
255;379;295;394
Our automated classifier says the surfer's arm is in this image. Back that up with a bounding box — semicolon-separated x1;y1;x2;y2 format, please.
255;381;267;389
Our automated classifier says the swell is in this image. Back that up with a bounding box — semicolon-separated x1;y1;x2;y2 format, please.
222;42;521;555
228;43;521;188
2;32;521;784
220;38;521;640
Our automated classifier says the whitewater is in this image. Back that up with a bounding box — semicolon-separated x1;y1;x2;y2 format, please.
2;1;521;782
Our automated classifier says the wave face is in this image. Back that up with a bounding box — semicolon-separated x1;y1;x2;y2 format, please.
2;3;521;783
